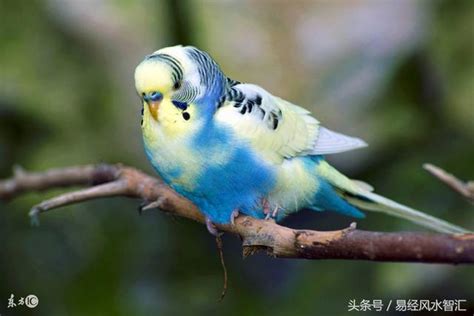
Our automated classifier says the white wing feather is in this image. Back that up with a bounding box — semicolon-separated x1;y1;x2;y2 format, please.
215;83;367;163
312;127;367;155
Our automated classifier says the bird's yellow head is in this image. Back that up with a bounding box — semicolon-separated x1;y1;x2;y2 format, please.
135;60;172;121
135;45;227;139
134;46;204;134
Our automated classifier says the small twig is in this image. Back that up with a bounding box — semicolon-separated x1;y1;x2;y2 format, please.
28;181;129;225
1;163;474;264
423;163;474;203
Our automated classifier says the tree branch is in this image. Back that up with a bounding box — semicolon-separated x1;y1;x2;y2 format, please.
1;164;473;264
423;163;474;204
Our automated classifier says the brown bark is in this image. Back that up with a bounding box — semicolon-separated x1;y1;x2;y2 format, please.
1;163;473;264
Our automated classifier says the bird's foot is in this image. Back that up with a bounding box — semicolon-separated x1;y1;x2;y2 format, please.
205;217;223;237
262;198;271;219
137;196;165;215
265;205;280;221
347;222;357;231
262;198;280;221
230;209;240;225
271;205;280;218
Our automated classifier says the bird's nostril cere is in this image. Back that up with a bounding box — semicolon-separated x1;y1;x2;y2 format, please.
143;91;163;102
150;91;163;102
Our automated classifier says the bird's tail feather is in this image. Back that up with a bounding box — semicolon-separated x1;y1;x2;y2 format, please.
344;190;469;234
317;160;470;234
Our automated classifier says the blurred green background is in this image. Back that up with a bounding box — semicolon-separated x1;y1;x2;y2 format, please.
1;0;473;315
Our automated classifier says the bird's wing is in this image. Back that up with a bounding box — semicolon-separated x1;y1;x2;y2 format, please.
214;83;367;163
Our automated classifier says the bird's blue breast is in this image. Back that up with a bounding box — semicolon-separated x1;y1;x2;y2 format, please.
192;122;276;223
146;118;276;224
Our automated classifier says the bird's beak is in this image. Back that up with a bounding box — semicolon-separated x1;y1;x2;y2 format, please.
143;91;163;121
146;99;161;121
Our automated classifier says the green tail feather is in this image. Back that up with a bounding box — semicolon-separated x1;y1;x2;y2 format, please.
316;160;470;234
345;191;470;234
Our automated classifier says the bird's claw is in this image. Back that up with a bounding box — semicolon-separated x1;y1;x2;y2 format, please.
230;209;240;225
206;217;223;237
271;205;279;218
263;200;280;221
138;197;165;215
262;198;272;220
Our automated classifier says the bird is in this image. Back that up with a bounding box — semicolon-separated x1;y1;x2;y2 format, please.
134;45;469;235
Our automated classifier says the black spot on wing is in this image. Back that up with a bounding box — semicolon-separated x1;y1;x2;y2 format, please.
272;113;279;129
247;100;254;113
222;87;282;130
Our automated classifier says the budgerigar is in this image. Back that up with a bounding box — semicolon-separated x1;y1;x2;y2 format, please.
134;45;468;235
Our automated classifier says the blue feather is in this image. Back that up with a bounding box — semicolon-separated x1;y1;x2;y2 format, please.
147;115;276;224
311;178;365;218
190;121;275;223
192;150;274;223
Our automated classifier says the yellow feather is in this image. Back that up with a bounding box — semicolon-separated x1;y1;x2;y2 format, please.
142;100;233;191
215;86;320;164
267;159;319;214
135;62;173;96
316;160;360;194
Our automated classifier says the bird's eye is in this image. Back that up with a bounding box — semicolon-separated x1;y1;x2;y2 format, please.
173;81;181;90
